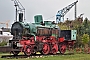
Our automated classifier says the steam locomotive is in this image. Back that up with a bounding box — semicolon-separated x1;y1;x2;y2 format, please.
9;14;77;56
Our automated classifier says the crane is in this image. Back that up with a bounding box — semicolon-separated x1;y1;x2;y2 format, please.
11;0;25;22
56;0;78;23
0;20;10;28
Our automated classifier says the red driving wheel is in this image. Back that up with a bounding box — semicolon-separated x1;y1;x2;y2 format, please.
42;43;50;55
59;44;66;54
52;44;58;54
24;46;32;56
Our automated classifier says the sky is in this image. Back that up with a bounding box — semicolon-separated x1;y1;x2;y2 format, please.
0;0;90;28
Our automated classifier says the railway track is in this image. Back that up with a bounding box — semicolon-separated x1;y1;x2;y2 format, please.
1;53;74;59
1;54;49;59
1;55;27;59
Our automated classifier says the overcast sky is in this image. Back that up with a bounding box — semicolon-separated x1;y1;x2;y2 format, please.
0;0;90;28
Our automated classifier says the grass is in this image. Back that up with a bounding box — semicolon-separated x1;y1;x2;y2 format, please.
0;53;90;60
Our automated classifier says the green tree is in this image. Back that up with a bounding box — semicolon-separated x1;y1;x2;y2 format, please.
83;17;89;28
82;34;90;53
58;22;69;30
82;34;89;44
0;41;7;46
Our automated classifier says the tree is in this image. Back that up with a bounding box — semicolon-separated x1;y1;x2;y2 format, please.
82;34;89;44
58;22;69;30
83;17;89;28
82;34;90;53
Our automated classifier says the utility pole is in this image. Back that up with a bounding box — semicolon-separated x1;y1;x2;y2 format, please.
75;3;77;20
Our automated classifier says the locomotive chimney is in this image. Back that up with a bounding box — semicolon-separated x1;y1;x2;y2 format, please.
19;13;23;22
